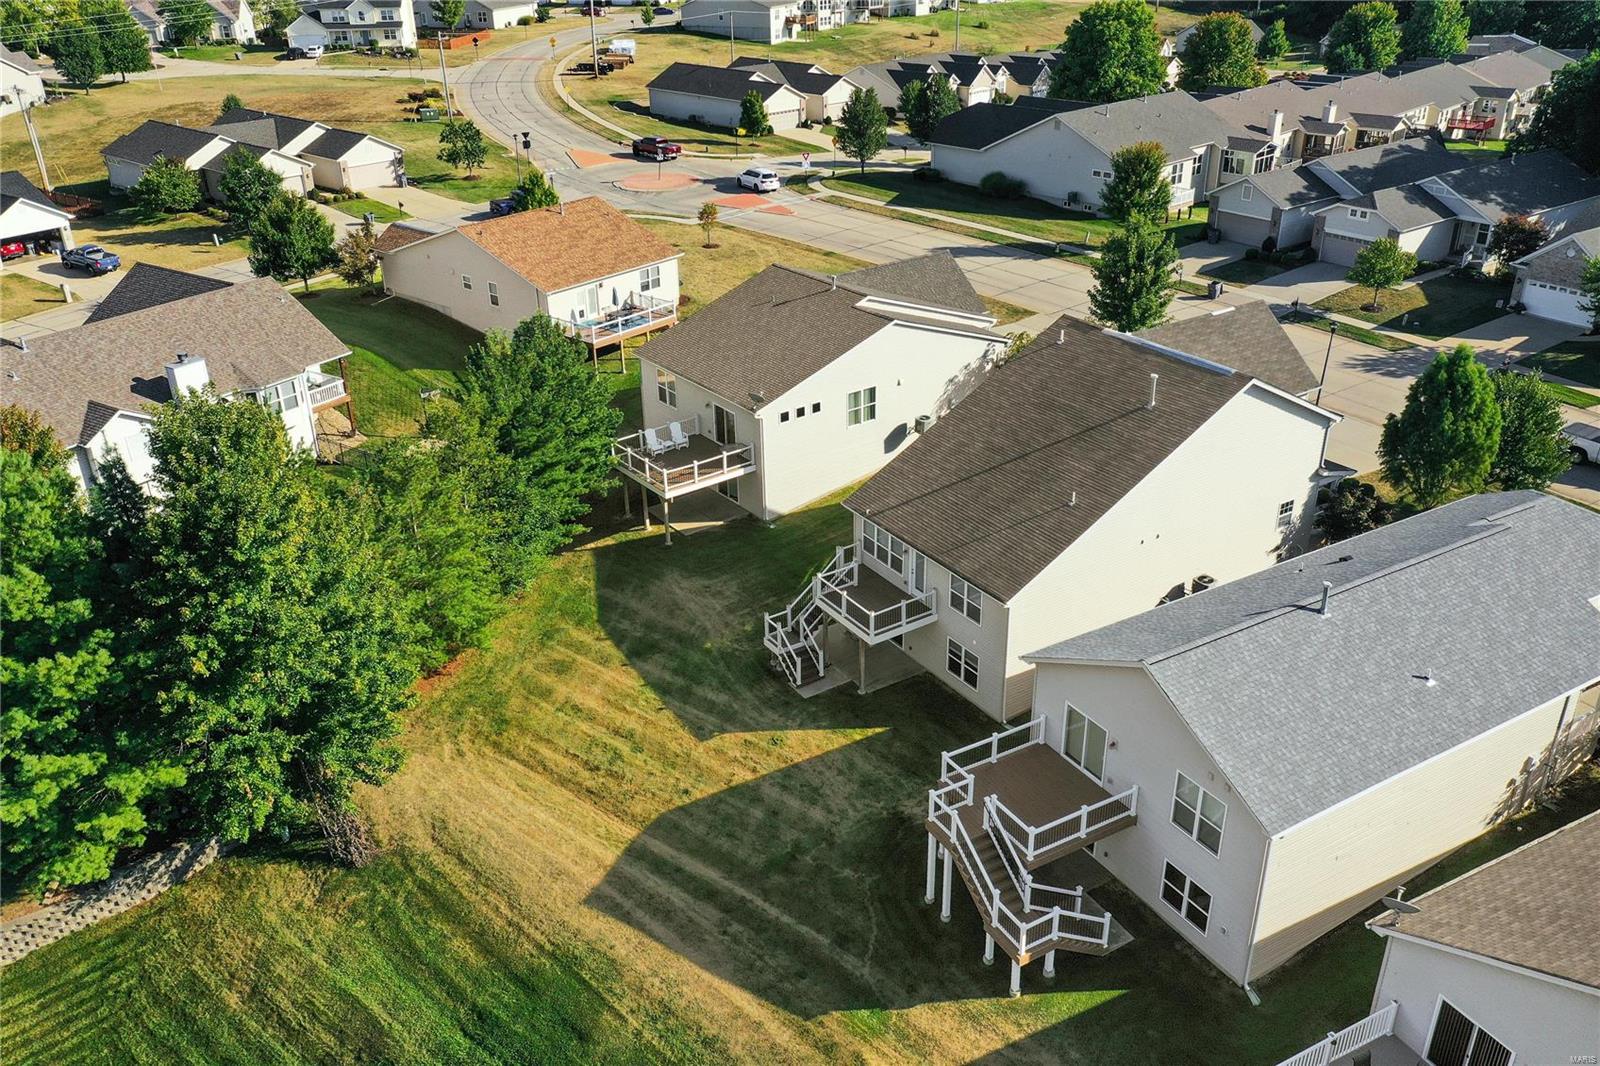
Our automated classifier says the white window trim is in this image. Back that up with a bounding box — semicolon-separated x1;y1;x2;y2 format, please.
1160;861;1211;935
1276;499;1294;531
945;637;979;690
639;263;662;292
1062;703;1107;783
656;368;676;407
861;518;905;574
846;386;877;426
487;280;499;306
1240;183;1254;202
949;573;982;624
461;273;473;290
1171;771;1226;856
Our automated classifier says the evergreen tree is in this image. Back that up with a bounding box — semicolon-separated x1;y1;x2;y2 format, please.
1401;0;1469;60
1177;12;1267;91
51;27;103;88
1100;140;1171;225
1088;221;1176;332
1579;255;1600;331
218;91;245;118
833;86;887;172
1509;52;1600;175
1257;18;1290;61
129;155;203;214
453;315;623;577
160;0;216;44
1324;1;1402;73
1489;370;1571;490
248;192;335;291
901;74;960;145
1378;344;1502;506
218;148;281;233
639;4;653;25
438;119;489;174
738;89;772;136
510;166;559;210
1347;237;1416;311
1049;0;1165;102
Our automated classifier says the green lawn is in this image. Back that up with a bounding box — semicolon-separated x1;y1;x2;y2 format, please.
330;196;409;223
371;118;522;202
1543;380;1600;408
1285;310;1416;353
1314;274;1512;340
160;42;285;65
1198;256;1288;286
1443;138;1508;160
297;283;480;436
1520;340;1600;388
1;271;67;321
821;170;1209;248
4;467;1597;1062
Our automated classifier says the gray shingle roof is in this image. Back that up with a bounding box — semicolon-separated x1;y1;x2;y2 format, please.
1312;136;1472;193
101;120;223;166
1374;811;1600;991
301;127;371;160
837;250;989;316
1055;90;1235;160
1;44;42;73
1427;150;1600;221
211;107;318;150
647;62;792;103
846;316;1281;602
1352;183;1455;230
85;264;232;324
3;278;350;447
929;98;1090;150
1136;302;1318;395
1;170;57;213
1459;47;1560;92
728;57;846;96
642;258;993;412
1243;164;1342;209
1027;492;1600;834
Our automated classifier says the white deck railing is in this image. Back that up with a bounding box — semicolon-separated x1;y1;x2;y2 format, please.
1274;1002;1400;1066
989;786;1139;865
572;293;676;346
612;413;755;495
812;543;937;643
939;717;1045;782
762;582;826;686
306;370;347;407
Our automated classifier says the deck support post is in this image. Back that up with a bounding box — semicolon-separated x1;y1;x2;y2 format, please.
623;479;632;518
1043;950;1056;979
923;834;937;904
1009;960;1022;998
857;638;868;695
663;495;672;546
983;934;995;965
642;490;652;531
940;846;953;923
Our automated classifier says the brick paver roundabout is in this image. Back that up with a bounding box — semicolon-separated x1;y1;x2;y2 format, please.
616;172;698;192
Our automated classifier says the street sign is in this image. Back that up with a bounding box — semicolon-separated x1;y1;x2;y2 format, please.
802;151;810;168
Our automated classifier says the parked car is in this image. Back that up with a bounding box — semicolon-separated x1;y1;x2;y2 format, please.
0;240;26;261
737;167;780;193
60;245;121;275
289;44;324;59
1564;423;1600;465
632;136;681;161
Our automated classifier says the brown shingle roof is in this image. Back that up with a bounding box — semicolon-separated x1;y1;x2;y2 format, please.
1373;810;1600;990
373;220;438;253
3;278;350;446
448;197;679;293
845;316;1259;601
1137;302;1319;396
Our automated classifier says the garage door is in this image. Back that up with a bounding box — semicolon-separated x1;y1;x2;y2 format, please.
766;106;803;131
343;159;399;191
1319;232;1371;267
1213;211;1272;249
1521;279;1590;327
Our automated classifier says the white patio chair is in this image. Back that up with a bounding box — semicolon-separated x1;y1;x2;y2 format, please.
643;427;670;455
668;421;691;449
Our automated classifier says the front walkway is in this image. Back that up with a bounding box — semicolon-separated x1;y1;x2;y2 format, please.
1240;260;1351;307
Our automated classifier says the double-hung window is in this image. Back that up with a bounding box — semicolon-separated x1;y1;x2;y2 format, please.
1171;773;1226;855
945;638;979;689
461;274;473;291
1063;704;1106;780
256;380;300;415
487;281;499;306
1161;862;1211;934
1276;499;1294;531
949;573;982;624
846;387;877;426
639;264;662;292
860;519;905;574
656;369;676;407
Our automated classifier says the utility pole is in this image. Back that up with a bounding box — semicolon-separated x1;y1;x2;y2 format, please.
436;31;453;115
589;1;600;77
953;0;959;53
21;105;50;192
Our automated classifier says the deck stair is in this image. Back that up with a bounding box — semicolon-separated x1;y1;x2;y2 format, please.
763;581;828;688
926;719;1138;969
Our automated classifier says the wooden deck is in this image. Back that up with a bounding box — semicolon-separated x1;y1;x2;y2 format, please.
815;564;935;643
613;432;755;498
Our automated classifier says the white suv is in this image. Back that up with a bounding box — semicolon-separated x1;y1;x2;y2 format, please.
738;167;780;193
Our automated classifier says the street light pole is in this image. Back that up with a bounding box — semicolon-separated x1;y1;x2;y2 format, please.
1316;321;1337;406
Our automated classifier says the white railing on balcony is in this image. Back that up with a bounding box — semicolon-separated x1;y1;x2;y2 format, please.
1274;1002;1399;1066
989;785;1139;865
762;581;826;686
813;543;937;642
306;370;347;408
571;292;676;346
939;717;1045;782
611;413;755;495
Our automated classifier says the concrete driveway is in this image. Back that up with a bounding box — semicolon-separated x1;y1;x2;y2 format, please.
1242;261;1352;308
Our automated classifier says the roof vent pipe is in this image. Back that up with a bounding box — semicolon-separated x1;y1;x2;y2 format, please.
1058;327;1065;343
1147;372;1159;409
830;274;838;290
1319;580;1332;616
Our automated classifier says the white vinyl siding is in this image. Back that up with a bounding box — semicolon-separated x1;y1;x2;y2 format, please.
656;369;676;407
254;379;300;414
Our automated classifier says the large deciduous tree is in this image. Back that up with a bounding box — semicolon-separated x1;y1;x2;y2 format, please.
1177;12;1267;91
334;221;381;293
1323;1;1402;74
901;74;960;145
438;118;488;174
1400;0;1469;60
1489;370;1571;490
130;154;203;214
1088;221;1176;332
81;0;153;81
1464;0;1524;35
1100;140;1172;224
50;26;104;88
248;192;335;291
1530;0;1600;51
160;0;217;45
1347;237;1416;311
1378;344;1501;506
218;148;282;233
834;86;887;172
1509;52;1600;175
1049;0;1166;103
738;89;772;136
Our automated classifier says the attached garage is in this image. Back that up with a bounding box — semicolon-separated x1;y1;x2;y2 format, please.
0;171;74;253
1512;230;1599;329
1318;231;1372;267
1213;210;1272;249
1519;279;1589;327
646;62;807;133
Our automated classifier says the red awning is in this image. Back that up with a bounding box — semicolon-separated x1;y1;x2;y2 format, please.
1448;117;1496;131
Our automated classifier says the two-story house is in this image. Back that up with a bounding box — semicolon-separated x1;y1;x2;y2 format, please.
376;196;682;349
1274;810;1600;1066
764;314;1339;709
618;252;1001;541
285;0;418;51
924;491;1599;997
675;0;808;46
2;265;354;490
927;92;1235;214
127;0;258;44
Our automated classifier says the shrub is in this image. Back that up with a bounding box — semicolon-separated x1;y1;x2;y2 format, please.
926;26;939;36
979;171;1026;199
913;165;943;182
517;13;534;23
973;18;988;28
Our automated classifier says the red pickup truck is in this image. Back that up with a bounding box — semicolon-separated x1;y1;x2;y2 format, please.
632;136;682;161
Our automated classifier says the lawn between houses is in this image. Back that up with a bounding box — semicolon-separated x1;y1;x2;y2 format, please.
1314;273;1512;341
3;470;1596;1064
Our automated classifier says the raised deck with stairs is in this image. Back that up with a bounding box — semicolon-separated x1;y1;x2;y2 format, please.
924;719;1138;992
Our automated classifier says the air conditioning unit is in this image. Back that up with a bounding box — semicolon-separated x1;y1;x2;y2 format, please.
914;413;933;433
